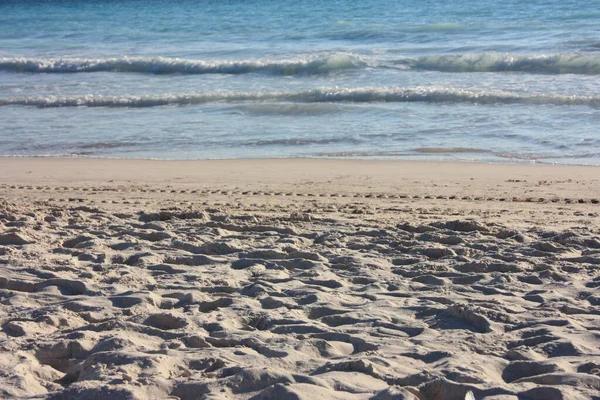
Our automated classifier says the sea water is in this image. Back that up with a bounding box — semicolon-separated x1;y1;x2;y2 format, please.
1;0;599;163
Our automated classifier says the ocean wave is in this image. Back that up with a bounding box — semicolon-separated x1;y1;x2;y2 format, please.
413;147;490;154
77;141;139;150
0;54;365;75
397;52;600;74
4;53;599;76
243;137;362;147
1;87;598;108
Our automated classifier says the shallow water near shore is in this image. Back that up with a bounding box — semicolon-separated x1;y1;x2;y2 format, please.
1;0;599;163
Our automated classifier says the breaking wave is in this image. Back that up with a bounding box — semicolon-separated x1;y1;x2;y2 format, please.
1;87;598;108
0;54;365;75
397;52;600;75
3;53;600;76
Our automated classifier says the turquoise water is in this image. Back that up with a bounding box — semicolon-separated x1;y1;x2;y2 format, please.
1;0;599;163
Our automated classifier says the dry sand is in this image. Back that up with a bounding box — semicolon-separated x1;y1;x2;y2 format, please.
0;158;599;400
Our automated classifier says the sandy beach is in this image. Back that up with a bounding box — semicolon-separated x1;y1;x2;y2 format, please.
1;158;599;400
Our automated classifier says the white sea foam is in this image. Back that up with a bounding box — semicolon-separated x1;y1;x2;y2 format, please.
399;53;600;74
1;87;598;108
0;54;365;75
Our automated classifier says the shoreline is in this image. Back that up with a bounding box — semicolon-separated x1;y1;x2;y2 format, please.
2;154;600;168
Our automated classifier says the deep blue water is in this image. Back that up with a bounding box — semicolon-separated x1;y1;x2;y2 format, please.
1;0;599;163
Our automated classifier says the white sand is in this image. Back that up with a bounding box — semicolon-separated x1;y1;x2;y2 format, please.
0;158;599;400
